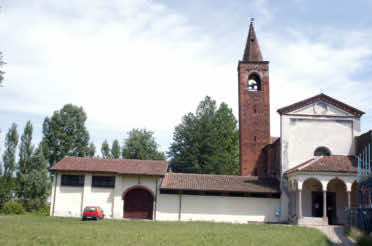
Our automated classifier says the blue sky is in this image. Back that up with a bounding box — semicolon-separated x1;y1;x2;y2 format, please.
0;0;371;155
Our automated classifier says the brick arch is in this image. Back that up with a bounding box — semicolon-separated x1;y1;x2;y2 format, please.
122;185;155;200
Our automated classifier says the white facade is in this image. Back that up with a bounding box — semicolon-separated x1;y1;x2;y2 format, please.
279;99;361;223
280;101;360;174
51;172;160;219
50;172;280;223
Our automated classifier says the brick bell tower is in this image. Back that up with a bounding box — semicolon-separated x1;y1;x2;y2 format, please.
238;20;270;176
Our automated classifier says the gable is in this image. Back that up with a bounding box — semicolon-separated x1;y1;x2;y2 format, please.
290;100;353;117
277;93;364;118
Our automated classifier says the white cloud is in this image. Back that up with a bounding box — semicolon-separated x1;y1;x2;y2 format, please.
0;0;371;153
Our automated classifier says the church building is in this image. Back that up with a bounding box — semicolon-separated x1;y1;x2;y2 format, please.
49;21;370;225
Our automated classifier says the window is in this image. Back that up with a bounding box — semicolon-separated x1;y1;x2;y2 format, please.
314;147;331;156
61;175;85;186
92;176;115;188
248;73;261;91
84;207;96;212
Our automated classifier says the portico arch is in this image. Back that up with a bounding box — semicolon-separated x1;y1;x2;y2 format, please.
302;178;323;217
327;178;347;225
122;185;154;220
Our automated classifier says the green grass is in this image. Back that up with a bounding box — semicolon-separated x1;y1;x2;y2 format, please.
0;215;332;246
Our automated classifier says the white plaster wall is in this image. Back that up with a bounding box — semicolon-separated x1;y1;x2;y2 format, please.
281;115;359;173
52;173;159;219
53;173;83;217
156;194;180;221
157;194;280;223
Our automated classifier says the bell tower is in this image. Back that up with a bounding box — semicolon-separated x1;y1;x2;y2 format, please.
238;20;270;176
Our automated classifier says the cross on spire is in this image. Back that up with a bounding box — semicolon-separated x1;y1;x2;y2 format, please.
242;19;263;62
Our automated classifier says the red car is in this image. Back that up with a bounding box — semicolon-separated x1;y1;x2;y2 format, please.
82;206;104;221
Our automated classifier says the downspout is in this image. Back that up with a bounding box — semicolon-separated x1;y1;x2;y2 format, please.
178;191;182;221
52;173;58;216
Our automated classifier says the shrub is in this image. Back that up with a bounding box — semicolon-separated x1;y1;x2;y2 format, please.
0;201;26;215
38;204;50;216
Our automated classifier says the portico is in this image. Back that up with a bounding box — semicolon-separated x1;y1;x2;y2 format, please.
286;158;358;225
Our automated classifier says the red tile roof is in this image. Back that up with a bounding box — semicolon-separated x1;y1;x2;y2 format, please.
49;157;168;176
160;173;280;194
285;155;357;174
277;93;364;117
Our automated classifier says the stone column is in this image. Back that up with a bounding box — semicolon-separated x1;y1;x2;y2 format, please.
298;190;302;219
347;191;351;208
323;191;327;221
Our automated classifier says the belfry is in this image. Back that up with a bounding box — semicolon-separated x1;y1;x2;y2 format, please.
238;20;271;176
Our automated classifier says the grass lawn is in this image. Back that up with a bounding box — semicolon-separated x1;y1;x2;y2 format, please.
0;215;332;246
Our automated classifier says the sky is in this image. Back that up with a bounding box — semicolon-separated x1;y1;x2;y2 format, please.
0;0;371;156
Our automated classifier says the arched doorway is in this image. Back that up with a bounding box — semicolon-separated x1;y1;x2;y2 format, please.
302;178;323;217
327;179;347;225
123;186;154;220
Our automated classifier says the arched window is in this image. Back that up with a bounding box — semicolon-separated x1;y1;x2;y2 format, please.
248;73;261;91
314;147;331;156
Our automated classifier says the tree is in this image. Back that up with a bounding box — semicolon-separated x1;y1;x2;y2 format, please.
111;139;121;159
168;96;239;175
101;140;111;158
122;128;165;160
0;51;4;86
88;142;96;157
17;121;34;202
42;104;90;167
1;123;19;205
21;143;50;210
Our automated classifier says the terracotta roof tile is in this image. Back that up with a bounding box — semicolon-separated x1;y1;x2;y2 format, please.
161;173;280;194
285;155;357;174
277;93;364;117
49;157;168;176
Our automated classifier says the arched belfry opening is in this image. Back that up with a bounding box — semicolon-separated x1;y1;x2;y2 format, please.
248;73;261;91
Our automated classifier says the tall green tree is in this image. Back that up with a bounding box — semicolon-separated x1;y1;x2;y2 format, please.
122;128;165;160
88;142;96;157
111;139;121;159
1;123;19;205
42;104;90;167
17;121;34;202
168;96;239;175
101;140;111;158
0;51;4;86
21;143;50;210
18;121;34;175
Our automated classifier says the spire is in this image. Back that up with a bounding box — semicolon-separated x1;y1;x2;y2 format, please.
242;19;263;62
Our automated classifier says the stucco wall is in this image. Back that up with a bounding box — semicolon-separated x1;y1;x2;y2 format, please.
53;173;84;217
51;172;160;219
157;193;280;223
281;114;359;174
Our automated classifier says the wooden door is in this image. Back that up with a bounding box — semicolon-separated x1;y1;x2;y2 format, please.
124;189;153;220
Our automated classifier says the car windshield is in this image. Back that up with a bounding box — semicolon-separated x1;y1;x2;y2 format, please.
85;207;96;212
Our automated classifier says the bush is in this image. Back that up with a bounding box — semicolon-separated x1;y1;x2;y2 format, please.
38;204;50;216
0;201;25;215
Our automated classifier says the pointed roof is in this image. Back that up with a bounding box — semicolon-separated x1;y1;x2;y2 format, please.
242;20;263;62
277;93;364;118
